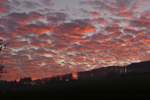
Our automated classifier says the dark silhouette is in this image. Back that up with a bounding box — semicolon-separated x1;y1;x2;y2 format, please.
0;61;150;96
0;39;6;77
0;39;6;52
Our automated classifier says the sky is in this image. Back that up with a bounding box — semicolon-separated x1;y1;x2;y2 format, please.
0;0;150;81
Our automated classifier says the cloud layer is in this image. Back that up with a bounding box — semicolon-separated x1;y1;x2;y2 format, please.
0;0;150;81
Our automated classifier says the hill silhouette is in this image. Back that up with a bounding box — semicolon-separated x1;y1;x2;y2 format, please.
0;61;150;96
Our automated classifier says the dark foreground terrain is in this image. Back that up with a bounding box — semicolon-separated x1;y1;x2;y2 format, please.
0;61;150;97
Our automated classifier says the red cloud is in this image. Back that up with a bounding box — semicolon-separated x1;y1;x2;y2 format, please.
0;6;8;14
0;0;8;14
0;0;7;3
55;22;96;36
8;12;44;26
52;22;96;49
12;24;55;37
27;26;54;35
90;11;101;17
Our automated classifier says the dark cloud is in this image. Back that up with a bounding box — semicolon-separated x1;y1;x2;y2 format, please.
47;12;67;25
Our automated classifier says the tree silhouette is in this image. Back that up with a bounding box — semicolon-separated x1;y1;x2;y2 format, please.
0;39;6;52
0;39;6;75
